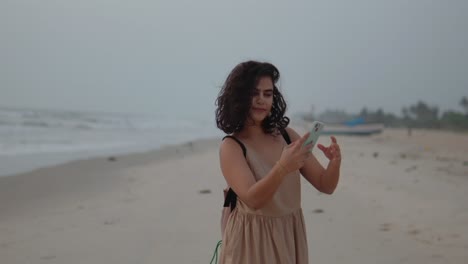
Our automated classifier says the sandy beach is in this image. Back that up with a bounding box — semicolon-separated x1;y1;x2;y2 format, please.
0;128;467;264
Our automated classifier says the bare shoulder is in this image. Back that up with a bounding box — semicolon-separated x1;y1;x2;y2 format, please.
219;136;245;160
284;126;301;141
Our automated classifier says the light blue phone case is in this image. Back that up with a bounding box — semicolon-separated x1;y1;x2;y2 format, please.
303;121;324;149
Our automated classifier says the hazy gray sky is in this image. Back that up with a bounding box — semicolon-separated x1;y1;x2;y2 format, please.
1;0;467;118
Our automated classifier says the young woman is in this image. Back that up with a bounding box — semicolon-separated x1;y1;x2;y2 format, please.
215;60;342;264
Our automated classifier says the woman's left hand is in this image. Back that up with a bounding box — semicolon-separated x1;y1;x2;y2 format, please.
317;136;342;162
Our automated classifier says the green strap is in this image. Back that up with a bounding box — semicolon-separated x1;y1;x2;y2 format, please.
210;240;222;264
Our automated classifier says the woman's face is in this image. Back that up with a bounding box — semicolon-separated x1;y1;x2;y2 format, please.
249;76;274;125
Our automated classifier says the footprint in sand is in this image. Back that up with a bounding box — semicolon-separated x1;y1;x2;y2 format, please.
122;197;138;203
405;165;418;172
407;227;446;246
127;177;137;183
436;156;457;162
104;218;120;225
408;229;421;235
431;253;444;259
379;223;392;232
0;242;12;249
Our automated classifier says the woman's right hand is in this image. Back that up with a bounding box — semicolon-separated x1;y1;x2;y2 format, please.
278;132;313;174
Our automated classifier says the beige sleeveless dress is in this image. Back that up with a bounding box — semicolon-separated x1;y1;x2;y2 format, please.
219;140;309;264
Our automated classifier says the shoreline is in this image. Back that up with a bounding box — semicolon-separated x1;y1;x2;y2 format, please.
2;125;466;179
0;136;222;178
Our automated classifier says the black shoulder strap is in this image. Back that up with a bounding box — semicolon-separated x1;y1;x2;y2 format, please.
222;135;246;157
280;128;291;144
222;135;246;210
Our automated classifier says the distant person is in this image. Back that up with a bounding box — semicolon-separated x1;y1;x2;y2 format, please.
215;60;342;263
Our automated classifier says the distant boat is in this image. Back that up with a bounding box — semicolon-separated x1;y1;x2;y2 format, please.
302;117;384;136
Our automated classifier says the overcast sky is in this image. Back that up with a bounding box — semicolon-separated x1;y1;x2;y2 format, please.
1;0;467;118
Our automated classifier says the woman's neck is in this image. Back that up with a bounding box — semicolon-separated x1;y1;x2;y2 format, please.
239;123;266;139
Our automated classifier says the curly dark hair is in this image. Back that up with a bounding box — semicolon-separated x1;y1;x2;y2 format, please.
215;60;290;135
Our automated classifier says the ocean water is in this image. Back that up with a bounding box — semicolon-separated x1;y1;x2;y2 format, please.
0;107;223;177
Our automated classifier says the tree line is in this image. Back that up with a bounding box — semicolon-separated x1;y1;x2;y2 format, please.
303;96;468;131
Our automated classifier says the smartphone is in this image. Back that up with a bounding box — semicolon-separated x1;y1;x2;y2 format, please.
303;121;324;149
